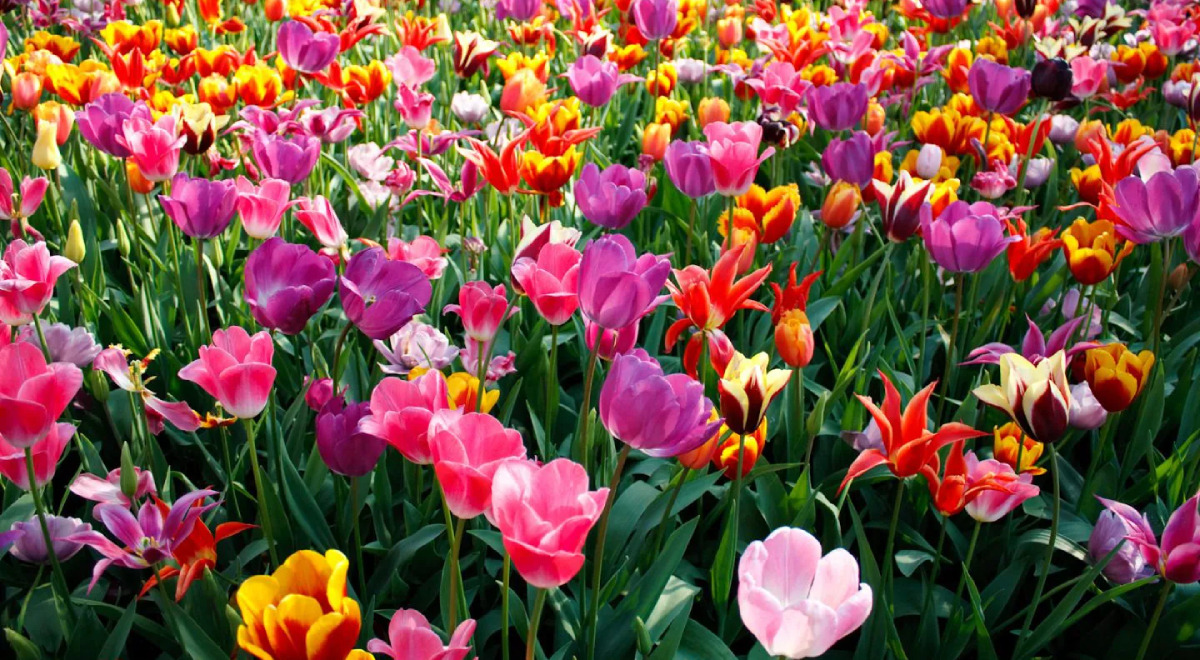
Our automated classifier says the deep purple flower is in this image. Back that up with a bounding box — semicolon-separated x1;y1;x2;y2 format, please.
963;315;1098;366
17;323;101;367
75;94;146;158
923;0;968;19
1074;0;1107;18
158;173;238;239
632;0;678;41
664;140;716;198
577;234;671;330
250;130;321;185
496;0;541;21
2;515;90;564
277;20;340;74
967;58;1031;116
806;82;869;132
339;247;432;340
1111;167;1200;244
821;131;874;187
244;238;336;335
920;200;1020;273
574;163;648;230
316;396;385;477
599;350;721;457
565;55;641;107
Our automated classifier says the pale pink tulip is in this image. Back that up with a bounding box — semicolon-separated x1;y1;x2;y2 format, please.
368;609;475;660
178;327;276;419
964;454;1039;523
0;422;72;489
385;235;447;280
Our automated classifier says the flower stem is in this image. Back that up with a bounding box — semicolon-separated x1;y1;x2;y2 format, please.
330;322;354;388
243;418;279;566
883;479;906;602
953;519;982;602
501;554;512;660
350;476;366;597
545;326;559;445
937;276;965;423
525;588;548;660
448;515;467;631
32;313;53;364
587;444;630;660
652;464;691;556
574;340;601;473
1017;443;1059;655
1135;581;1172;660
25;448;76;630
193;238;211;340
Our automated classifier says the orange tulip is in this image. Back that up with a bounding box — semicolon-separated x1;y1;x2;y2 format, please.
820;181;861;229
646;62;677;97
500;69;547;116
519;146;580;197
126;159;155;194
711;417;768;478
1061;218;1134;285
11;72;43;111
642;121;671;161
1005;217;1061;282
696;97;730;128
992;421;1045;475
1083;344;1155;413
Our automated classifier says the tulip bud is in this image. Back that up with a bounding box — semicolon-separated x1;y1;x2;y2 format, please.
11;72;42;111
774;309;814;367
915;143;943;179
1168;262;1193;292
34;101;74;145
713;418;767;478
1031;58;1073;101
264;0;286;20
65;219;86;264
585;318;639;360
718;352;791;436
820;181;861;229
697;97;731;128
167;2;181;24
119;443;138;500
864;101;885;135
32;121;62;170
116;219;131;257
642;121;671;162
1187;75;1200;124
1015;0;1038;18
1068;381;1107;430
717;17;743;47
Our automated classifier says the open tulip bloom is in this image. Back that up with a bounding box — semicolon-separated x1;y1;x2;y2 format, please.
11;1;1200;658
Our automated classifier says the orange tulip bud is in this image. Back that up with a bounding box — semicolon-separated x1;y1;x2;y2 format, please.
993;422;1045;475
642;121;671;162
500;69;547;116
774;309;814;367
11;72;44;111
697;97;730;128
820;181;861;229
1083;344;1155;412
712;418;767;478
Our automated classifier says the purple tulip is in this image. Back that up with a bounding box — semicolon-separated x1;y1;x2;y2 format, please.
1;515;90;564
1111;167;1200;244
574;163;648;230
244;238;336;335
277;20;340;74
16;323;101;367
923;0;968;19
316;396;385;477
250;130;321;185
496;0;542;21
599;350;721;457
565;55;642;107
76;94;147;158
340;247;432;340
806;82;869;132
632;0;678;41
920;200;1020;273
821;131;874;187
1069;381;1108;430
158;173;238;239
1089;503;1155;584
1074;0;1107;18
577;234;671;330
664;140;715;198
967;58;1031;116
963;315;1098;366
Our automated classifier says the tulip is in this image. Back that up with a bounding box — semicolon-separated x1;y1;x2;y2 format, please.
362;371;450;464
599;350;721;457
0;341;82;448
450;91;490;124
386;46;436;89
117;113;184;182
967;58;1030;116
250;130;320;185
1089;502;1155;584
158;173;238;239
382;236;447;280
577;234;671;330
920;200;1020;273
234;549;372;660
806;82;869;132
574;163;648;230
234;177;291;239
76;93;142;158
277;20;339;74
395;83;435;131
179;326;276;419
316;397;385;477
1031;58;1073;101
1083;344;1155;412
374;321;459;375
3;515;90;564
11;73;43;112
1062;218;1134;285
244;238;336;335
1069;381;1108;430
177;101;226;155
32;121;62;171
1159;493;1200;583
820;181;862;230
500;69;548;116
964;454;1039;522
0;239;76;326
299;106;364;144
710;417;768;478
632;0;677;41
974;351;1072;443
664;140;716;198
822;131;874;187
924;0;968;18
429;410;526;519
1111;167;1200;244
585;319;640;360
340;247;432;340
294;195;349;255
704;121;776;197
642;122;671;162
16;323;101;368
1070;56;1108;100
870;171;930;243
444;281;512;343
304;376;337;412
697;97;731;127
446;372;498;413
774;309;815;368
0;422;73;489
368;609;475;660
992;421;1045;475
490;458;609;588
738;527;872;659
719;351;791;435
512;243;581;326
963;315;1097;367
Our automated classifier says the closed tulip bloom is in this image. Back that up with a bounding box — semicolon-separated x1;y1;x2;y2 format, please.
428;410;526;519
0;343;81;448
704;121;776;197
924;0;968;18
1031;58;1073;101
295;195;349;255
251;130;321;185
870;171;931;243
585;318;640;360
490;458;609;589
1069;381;1108;430
277;20;339;74
16;323;100;368
1070;56;1108;99
340;247;432;340
664;140;716;198
117;114;184;182
362;371;450;464
235;177;291;239
159;173;238;239
395;83;435;131
1160;493;1200;584
719;351;791;435
920;201;1020;273
512;243;581;326
304;376;337;412
1062;218;1134;284
992;421;1045;475
32;121;61;171
566;54;640;107
974;351;1072;443
632;0;678;41
0;239;76;326
738;527;872;659
821;131;874;187
368;609;475;660
1083;343;1155;412
0;422;73;489
1111;167;1200;244
5;515;89;564
76;93;143;157
775;309;815;368
1089;501;1155;584
820;181;862;230
179;326;276;419
967;58;1030;116
316;397;385;477
964;455;1039;523
444;281;512;343
574;163;648;229
450;91;490;124
599;351;721;457
806;83;869;132
577;234;671;330
244;238;336;335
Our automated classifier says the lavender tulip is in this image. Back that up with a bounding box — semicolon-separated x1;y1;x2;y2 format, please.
251;130;321;185
565;55;641;107
277;20;340;74
577;234;671;330
821;131;874;187
1111;167;1200;244
316;396;385;477
158;173;238;239
968;58;1031;116
496;0;541;21
374;320;460;375
920;200;1020;273
1091;497;1157;584
806;82;869;132
3;515;90;564
664;140;715;198
574;163;648;230
340;247;432;340
923;0;968;18
244;238;337;335
17;323;101;367
632;0;677;41
599;350;721;457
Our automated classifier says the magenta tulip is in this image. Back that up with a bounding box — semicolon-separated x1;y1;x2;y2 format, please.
967;58;1031;116
565;55;641;107
0;343;81;448
159;173;238;239
599;350;720;457
244;238;336;335
1111;167;1200;244
340;247;432;340
76;93;145;158
574;163;648;229
821;131;875;187
631;0;677;41
577;234;671;330
251;130;321;185
316;396;385;477
806;82;869;132
964;454;1039;522
117;113;184;182
920;201;1020;273
0;239;76;326
235;176;291;239
443;281;513;343
0;422;72;489
277;20;340;74
664;140;716;198
512;242;581;326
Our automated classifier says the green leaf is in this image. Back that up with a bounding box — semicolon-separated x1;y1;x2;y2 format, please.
674;620;737;660
4;629;43;660
279;447;336;551
365;524;444;600
161;599;231;660
95;600;139;660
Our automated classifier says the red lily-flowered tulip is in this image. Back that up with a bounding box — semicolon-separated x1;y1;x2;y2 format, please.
1005;217;1062;282
459;131;529;196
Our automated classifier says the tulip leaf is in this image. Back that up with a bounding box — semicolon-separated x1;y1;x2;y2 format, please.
4;629;42;660
674;619;737;660
279;446;336;551
159;598;230;660
94;600;138;660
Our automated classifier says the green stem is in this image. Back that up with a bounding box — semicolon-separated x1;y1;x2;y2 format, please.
525;588;548;660
937;276;965;423
448;516;467;631
587;444;631;660
330;322;354;388
193;238;211;340
1017;443;1060;655
243;418;279;566
883;479;906;600
545;326;559;444
574;341;601;472
1134;581;1172;660
16;565;46;632
652;464;693;556
25;448;76;630
953;519;983;602
502;554;512;660
32;313;53;363
350;476;365;597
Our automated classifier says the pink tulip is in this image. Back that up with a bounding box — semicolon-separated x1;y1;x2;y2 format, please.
738;527;873;658
361;370;450;465
117;113;185;182
1160;492;1200;584
387;46;437;89
235;176;292;239
395;83;435;131
0;239;76;326
0;343;82;448
69;468;157;508
178;326;276;419
490;458;609;588
703;121;776;197
368;609;475;660
744;62;811;116
1070;56;1108;100
385;235;447;280
428;410;526;519
511;243;581;326
0;168;49;237
585;318;640;360
0;422;72;489
294;195;349;256
444;281;514;343
964;454;1039;523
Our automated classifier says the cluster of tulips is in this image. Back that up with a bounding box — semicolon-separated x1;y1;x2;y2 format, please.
2;0;1200;657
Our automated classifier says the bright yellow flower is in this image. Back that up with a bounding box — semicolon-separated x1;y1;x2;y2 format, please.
445;372;498;413
25;31;80;61
1084;344;1155;413
494;51;550;82
992;422;1045;476
234;63;291;107
718;351;791;435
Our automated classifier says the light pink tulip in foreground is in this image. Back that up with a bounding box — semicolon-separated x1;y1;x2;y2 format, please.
179;327;276;419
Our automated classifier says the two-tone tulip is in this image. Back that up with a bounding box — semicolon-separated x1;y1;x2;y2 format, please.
974;352;1072;443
